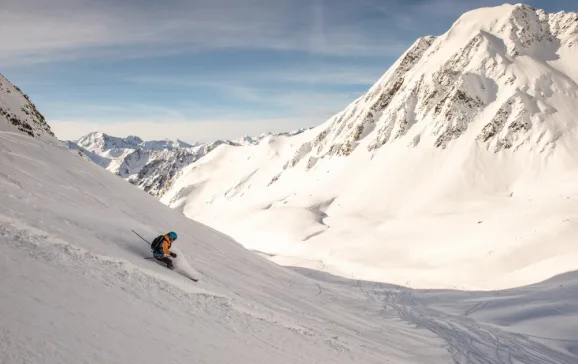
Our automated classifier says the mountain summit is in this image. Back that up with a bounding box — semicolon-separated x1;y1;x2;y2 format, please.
284;3;577;165
76;132;144;153
0;73;54;138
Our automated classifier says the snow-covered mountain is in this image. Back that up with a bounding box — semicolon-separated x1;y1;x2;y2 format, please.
66;132;235;196
0;73;54;138
159;4;578;291
66;128;311;196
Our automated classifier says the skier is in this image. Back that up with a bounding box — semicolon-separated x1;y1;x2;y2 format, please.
151;231;178;269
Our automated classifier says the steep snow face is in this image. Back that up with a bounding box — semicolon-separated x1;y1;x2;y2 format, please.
293;3;578;159
161;4;578;291
3;118;578;364
0;126;450;364
0;74;54;138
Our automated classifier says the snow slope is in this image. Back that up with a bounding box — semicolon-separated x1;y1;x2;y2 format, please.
161;4;578;291
2;125;578;364
0;122;446;364
2;74;578;364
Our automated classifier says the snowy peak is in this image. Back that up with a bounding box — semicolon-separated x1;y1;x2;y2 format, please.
152;5;578;297
278;4;578;174
76;132;144;153
141;139;196;150
75;132;196;152
116;139;233;196
280;35;438;168
0;73;54;138
67;131;240;197
234;135;261;146
450;4;578;57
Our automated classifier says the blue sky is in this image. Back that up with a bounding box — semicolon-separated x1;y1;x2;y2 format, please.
2;0;577;143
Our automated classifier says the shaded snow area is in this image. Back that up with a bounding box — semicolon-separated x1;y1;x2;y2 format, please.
1;120;578;363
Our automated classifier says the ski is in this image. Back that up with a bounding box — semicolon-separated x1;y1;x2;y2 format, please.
144;257;198;282
136;230;199;282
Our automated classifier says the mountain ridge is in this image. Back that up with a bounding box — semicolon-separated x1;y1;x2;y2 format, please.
0;73;54;138
157;3;578;290
64;128;310;196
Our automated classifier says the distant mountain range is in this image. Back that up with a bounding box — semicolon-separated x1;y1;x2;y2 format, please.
64;129;308;196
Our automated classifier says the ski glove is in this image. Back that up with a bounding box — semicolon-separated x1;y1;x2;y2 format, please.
170;252;177;258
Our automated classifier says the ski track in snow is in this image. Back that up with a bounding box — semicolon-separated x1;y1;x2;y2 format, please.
296;269;578;364
390;295;575;364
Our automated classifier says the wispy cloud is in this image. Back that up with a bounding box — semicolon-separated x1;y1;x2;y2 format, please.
121;64;376;114
0;0;412;66
4;0;576;66
45;85;358;131
45;82;358;142
130;64;384;87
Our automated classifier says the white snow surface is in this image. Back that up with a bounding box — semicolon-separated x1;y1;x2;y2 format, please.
161;4;578;291
2;125;578;364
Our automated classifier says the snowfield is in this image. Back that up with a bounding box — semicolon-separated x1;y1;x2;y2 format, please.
1;128;578;363
0;128;446;364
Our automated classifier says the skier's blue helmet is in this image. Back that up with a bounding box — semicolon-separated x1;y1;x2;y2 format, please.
168;231;178;240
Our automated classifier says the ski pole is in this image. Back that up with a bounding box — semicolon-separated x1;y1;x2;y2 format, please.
131;229;151;246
